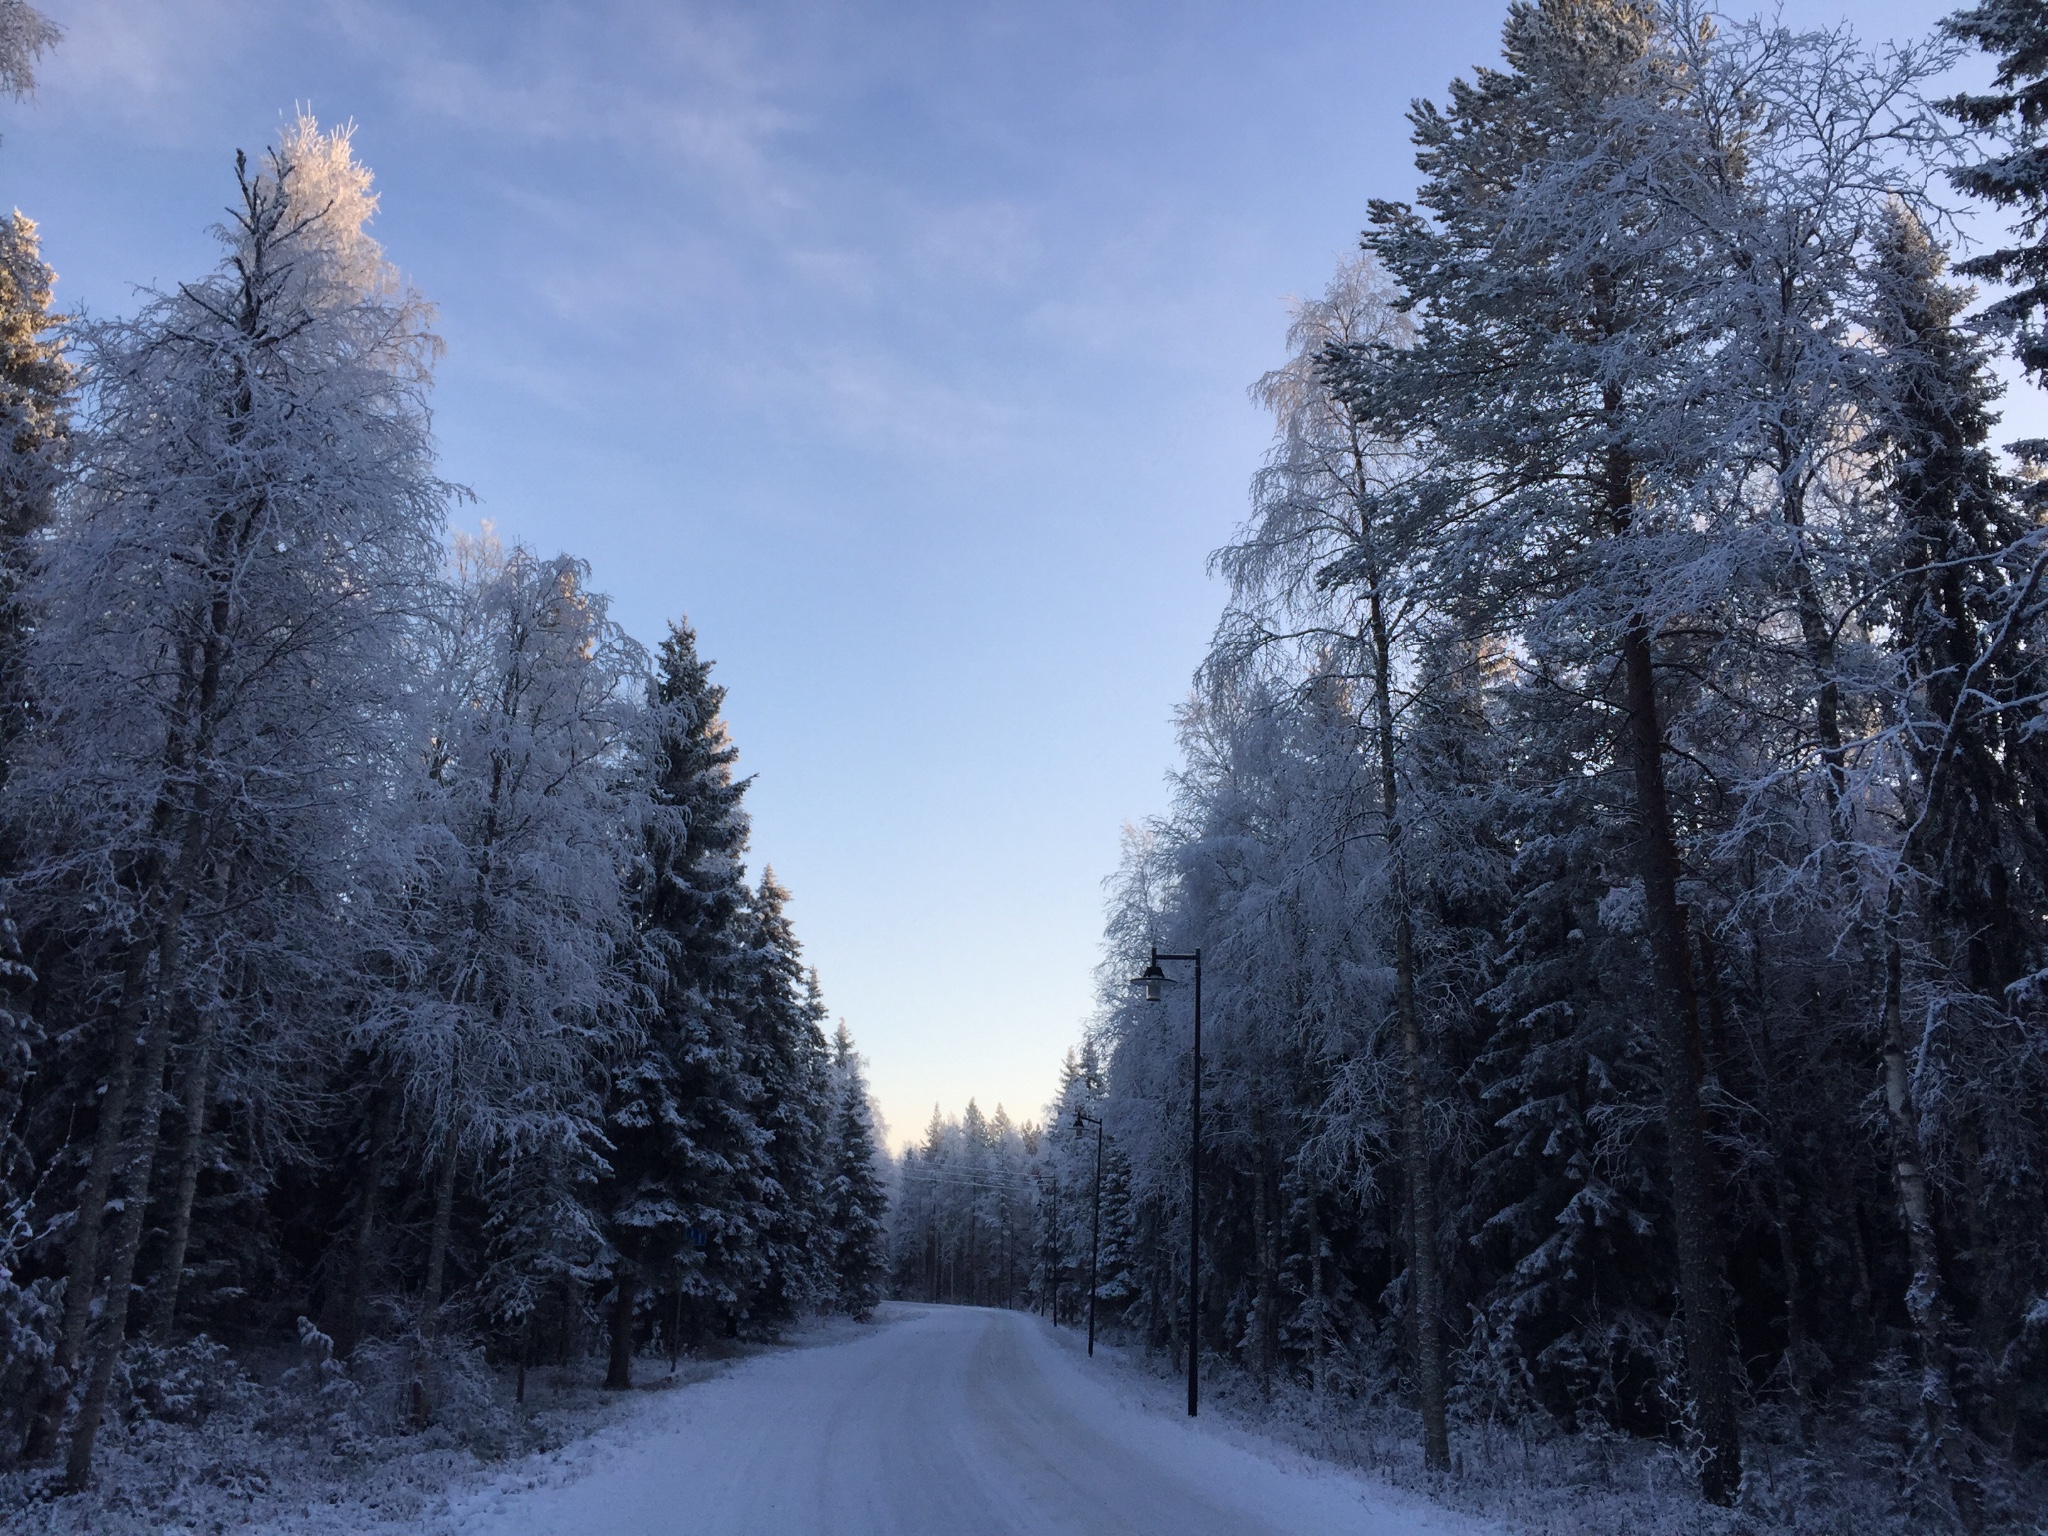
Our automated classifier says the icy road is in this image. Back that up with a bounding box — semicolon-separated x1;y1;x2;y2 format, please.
445;1302;1483;1536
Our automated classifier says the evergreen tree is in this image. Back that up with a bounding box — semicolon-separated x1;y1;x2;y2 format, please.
824;1023;887;1319
0;209;67;688
481;1130;608;1396
0;35;64;1447
600;619;768;1387
0;208;58;1466
1352;1;1744;1496
1944;0;2048;382
1857;203;2048;1531
1869;210;2048;996
738;873;832;1330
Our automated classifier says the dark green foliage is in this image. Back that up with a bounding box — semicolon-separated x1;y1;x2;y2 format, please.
824;1024;887;1319
600;622;773;1358
1945;0;2048;381
735;874;833;1331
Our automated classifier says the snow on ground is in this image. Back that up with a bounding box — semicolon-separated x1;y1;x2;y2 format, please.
437;1302;1494;1536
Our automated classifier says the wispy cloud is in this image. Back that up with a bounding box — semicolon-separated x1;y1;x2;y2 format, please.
323;0;804;218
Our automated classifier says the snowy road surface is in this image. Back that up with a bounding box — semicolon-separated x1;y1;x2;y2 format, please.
445;1303;1483;1536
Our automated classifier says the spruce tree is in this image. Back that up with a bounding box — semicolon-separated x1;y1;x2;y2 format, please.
1858;205;2048;1531
738;875;832;1330
1868;206;2048;996
601;620;767;1386
824;1023;887;1319
0;204;60;1468
1944;0;2048;383
0;210;67;694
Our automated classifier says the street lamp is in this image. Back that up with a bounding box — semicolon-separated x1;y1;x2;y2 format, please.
1136;956;1166;1003
1073;1105;1104;1357
1131;945;1201;1418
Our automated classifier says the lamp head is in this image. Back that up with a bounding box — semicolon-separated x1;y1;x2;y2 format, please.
1133;952;1167;1004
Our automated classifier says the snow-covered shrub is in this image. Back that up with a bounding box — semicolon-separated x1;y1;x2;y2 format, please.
0;1261;59;1469
116;1334;253;1425
340;1330;523;1459
265;1317;367;1450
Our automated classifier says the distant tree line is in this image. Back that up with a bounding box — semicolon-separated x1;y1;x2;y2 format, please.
0;33;887;1493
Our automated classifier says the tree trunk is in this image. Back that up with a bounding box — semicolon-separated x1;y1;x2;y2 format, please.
1621;612;1743;1504
1253;1144;1279;1392
516;1314;531;1404
1772;1175;1813;1440
420;1122;460;1334
1369;584;1451;1473
64;998;176;1491
1881;938;1984;1535
1775;463;1851;819
23;938;148;1462
606;1269;636;1391
334;1089;393;1358
148;1025;214;1342
1307;1178;1327;1405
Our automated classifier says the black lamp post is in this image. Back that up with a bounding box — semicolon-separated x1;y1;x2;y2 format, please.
1073;1105;1104;1357
1132;945;1201;1417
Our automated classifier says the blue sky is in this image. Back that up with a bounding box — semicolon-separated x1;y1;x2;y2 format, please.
6;0;2004;1144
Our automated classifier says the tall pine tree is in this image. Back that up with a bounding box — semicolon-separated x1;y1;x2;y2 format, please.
824;1022;887;1319
1944;0;2048;383
738;875;832;1332
601;620;768;1387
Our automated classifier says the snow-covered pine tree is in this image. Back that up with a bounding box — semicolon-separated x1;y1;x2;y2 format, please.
737;873;832;1330
481;1126;609;1400
0;204;64;1476
1350;0;1745;1496
0;209;67;712
0;888;52;1469
1944;0;2048;383
1870;195;2048;1002
884;1098;1035;1310
0;25;64;1445
824;1023;887;1319
8;117;449;1487
1859;202;2048;1530
600;619;769;1387
888;1113;943;1301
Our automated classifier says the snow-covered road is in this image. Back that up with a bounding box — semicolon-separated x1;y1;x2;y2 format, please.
444;1303;1483;1536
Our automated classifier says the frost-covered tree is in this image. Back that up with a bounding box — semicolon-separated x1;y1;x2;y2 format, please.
1345;1;1752;1494
736;875;833;1329
824;1023;887;1318
1945;0;2048;383
369;532;641;1346
0;0;57;109
0;205;64;1479
0;80;853;1488
600;619;769;1387
1216;251;1458;1463
8;117;448;1488
0;210;67;670
1045;9;2048;1525
889;1098;1036;1308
